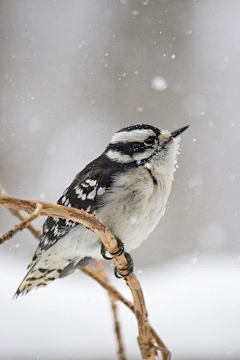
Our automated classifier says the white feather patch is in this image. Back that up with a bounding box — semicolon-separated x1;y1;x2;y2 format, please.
110;129;156;144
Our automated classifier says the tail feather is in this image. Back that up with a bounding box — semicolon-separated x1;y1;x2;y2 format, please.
14;256;93;298
59;257;93;278
14;260;72;298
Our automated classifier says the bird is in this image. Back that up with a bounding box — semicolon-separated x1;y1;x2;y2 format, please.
15;123;188;297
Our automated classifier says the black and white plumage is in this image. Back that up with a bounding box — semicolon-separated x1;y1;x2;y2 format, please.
15;123;188;297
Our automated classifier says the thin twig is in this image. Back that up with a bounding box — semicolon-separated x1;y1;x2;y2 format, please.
111;300;127;360
95;261;127;360
81;266;134;310
8;208;43;240
0;203;43;245
0;182;42;240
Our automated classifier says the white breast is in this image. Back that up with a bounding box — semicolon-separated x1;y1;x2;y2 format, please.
97;166;171;251
98;139;179;251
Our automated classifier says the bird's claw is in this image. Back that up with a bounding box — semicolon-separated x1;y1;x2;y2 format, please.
114;252;134;278
101;238;124;260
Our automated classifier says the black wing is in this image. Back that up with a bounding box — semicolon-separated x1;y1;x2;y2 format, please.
32;153;117;262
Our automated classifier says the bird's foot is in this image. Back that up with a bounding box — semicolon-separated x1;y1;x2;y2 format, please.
101;238;124;260
114;252;134;278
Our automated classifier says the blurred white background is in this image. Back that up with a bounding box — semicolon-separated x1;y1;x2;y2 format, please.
0;1;240;359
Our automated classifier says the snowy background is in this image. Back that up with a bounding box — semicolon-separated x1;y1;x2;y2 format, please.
0;1;240;359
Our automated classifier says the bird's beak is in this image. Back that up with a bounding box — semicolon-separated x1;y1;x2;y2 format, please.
171;125;189;138
159;125;189;146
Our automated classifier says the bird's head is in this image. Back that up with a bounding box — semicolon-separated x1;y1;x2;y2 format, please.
105;124;189;167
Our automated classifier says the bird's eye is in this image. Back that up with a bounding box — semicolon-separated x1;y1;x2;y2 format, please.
144;137;155;146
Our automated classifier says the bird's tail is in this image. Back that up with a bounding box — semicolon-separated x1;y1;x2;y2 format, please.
14;256;93;298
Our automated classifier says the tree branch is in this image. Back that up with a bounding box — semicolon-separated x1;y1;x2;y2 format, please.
82;266;170;360
0;203;43;245
0;193;170;359
0;183;42;240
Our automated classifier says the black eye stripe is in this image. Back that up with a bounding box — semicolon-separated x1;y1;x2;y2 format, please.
107;142;149;155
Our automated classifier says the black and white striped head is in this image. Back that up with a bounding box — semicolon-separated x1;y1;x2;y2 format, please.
105;124;188;164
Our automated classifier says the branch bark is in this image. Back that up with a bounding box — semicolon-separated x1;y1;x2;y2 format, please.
0;203;43;245
95;261;127;360
0;193;170;360
0;184;42;240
